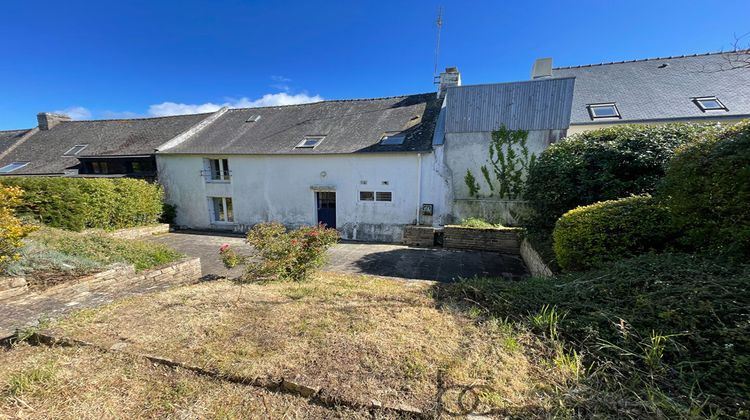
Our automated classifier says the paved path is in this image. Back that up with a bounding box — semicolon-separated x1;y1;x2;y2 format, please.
147;231;527;282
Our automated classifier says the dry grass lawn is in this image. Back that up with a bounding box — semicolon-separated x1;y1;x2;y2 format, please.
8;272;576;416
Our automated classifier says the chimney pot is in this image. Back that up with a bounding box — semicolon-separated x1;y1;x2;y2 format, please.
437;67;461;99
37;112;71;130
531;58;553;79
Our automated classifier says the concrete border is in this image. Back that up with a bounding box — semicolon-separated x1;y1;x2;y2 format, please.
519;239;554;277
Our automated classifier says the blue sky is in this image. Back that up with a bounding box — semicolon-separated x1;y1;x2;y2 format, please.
1;0;748;129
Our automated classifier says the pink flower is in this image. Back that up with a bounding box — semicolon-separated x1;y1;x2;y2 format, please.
219;244;230;253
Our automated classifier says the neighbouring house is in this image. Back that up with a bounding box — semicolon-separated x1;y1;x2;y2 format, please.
0;112;216;180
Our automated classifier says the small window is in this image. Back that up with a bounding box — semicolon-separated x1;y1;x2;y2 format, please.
0;162;29;173
694;97;727;112
206;159;231;181
376;192;392;202
63;144;88;156
91;161;109;174
359;191;375;201
245;115;261;123
210;197;234;223
380;134;405;145
587;103;620;119
296;136;325;149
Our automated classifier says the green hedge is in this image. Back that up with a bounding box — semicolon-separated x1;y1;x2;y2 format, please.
524;123;717;230
661;120;750;256
0;177;164;231
553;195;674;271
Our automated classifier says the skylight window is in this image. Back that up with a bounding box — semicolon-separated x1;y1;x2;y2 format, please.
587;103;620;120
296;136;325;149
694;97;727;112
245;115;261;123
380;134;405;145
0;162;29;173
63;144;88;156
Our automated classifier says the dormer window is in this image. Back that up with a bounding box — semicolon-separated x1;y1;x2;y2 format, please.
63;144;88;156
587;103;620;120
0;162;29;173
296;136;325;149
693;97;727;112
380;134;405;145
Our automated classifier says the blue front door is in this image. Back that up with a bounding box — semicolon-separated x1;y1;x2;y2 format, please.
316;191;336;229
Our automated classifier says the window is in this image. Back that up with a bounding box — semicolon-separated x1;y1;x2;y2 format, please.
296;136;325;148
245;114;261;122
694;97;727;112
206;159;231;181
0;162;29;173
210;197;234;223
63;144;88;156
380;134;405;145
91;162;109;174
359;191;392;202
587;103;620;119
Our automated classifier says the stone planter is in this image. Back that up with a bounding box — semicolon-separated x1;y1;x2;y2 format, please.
443;225;524;254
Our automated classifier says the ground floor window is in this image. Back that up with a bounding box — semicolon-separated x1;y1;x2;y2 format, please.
359;191;392;202
210;197;234;223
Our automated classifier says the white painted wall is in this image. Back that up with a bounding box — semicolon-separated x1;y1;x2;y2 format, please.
157;153;445;242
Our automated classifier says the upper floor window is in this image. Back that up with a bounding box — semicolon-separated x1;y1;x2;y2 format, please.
63;144;88;156
587;103;620;120
204;158;231;182
0;162;29;173
693;96;727;112
296;136;325;149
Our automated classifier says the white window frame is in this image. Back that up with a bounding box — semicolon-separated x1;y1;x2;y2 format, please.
295;136;325;149
693;96;727;112
0;162;29;173
209;196;234;224
587;103;621;120
358;190;393;203
63;144;88;156
204;158;231;182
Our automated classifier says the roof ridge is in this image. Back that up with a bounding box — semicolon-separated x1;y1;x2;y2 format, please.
227;92;435;112
553;50;749;70
62;112;214;124
0;128;30;133
450;76;575;90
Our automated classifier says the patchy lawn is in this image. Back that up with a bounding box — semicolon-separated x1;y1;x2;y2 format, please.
0;343;368;419
37;272;575;416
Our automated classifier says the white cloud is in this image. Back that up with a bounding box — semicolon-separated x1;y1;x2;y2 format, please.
147;92;324;117
53;106;92;120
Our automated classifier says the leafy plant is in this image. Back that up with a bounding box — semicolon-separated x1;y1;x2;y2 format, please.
0;186;37;272
458;217;504;229
465;125;535;199
464;169;480;197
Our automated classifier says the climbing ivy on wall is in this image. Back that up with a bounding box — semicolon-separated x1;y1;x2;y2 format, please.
465;125;535;199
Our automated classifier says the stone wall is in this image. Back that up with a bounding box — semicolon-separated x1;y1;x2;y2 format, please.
108;224;170;240
443;225;523;254
402;226;436;247
0;276;27;300
520;239;554;277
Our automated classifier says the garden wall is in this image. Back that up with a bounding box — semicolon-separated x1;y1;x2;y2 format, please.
402;226;436;247
519;239;553;277
443;225;523;254
107;224;170;240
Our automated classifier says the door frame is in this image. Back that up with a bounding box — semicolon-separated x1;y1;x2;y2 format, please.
315;190;337;229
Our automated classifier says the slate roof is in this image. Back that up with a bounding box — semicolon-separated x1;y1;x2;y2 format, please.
552;51;750;125
162;93;441;155
0;114;211;175
0;129;31;156
444;77;574;133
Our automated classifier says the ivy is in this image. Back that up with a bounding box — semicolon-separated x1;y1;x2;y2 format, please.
464;169;480;197
465;125;534;199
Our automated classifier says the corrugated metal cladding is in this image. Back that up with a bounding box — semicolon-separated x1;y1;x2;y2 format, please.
445;77;575;133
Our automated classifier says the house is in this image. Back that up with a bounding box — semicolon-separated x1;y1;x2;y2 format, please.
0;112;216;179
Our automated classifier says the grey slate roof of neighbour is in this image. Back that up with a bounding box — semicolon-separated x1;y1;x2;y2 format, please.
0;114;211;175
444;77;575;133
0;129;31;156
552;51;750;125
162;93;441;155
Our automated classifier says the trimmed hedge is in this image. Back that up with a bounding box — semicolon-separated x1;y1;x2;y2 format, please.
0;177;164;231
553;195;674;271
661;120;750;256
524;123;717;230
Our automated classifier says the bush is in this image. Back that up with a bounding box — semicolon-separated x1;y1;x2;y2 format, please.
524;123;717;230
432;253;750;417
0;177;164;231
661;120;750;256
0;186;37;272
221;222;339;282
553;195;673;271
458;217;504;229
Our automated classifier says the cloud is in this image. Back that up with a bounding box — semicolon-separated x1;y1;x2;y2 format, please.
100;110;142;119
53;106;92;120
270;75;292;91
147;92;324;117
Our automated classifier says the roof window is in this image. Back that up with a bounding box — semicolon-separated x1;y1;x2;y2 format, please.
296;136;325;149
245;115;261;122
380;134;405;145
693;97;727;112
587;103;620;120
0;162;29;173
63;144;88;156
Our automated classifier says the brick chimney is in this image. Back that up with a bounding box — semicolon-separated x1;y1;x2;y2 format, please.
531;58;553;79
437;67;461;99
37;112;71;130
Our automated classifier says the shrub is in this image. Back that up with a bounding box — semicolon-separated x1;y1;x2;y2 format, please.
661;120;750;256
524;123;717;230
553;195;673;271
221;222;339;282
0;186;37;272
458;217;504;229
0;177;164;231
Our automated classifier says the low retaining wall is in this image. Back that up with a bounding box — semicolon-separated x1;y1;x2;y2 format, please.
519;239;554;277
108;224;170;240
402;226;436;247
0;277;27;300
443;225;523;254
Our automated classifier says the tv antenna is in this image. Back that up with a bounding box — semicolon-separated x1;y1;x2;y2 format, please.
433;6;444;83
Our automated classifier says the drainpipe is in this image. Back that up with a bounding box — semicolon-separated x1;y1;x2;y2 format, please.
416;153;422;225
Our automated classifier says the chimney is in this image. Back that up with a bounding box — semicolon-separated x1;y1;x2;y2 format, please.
437;67;461;99
37;112;71;130
531;58;553;79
